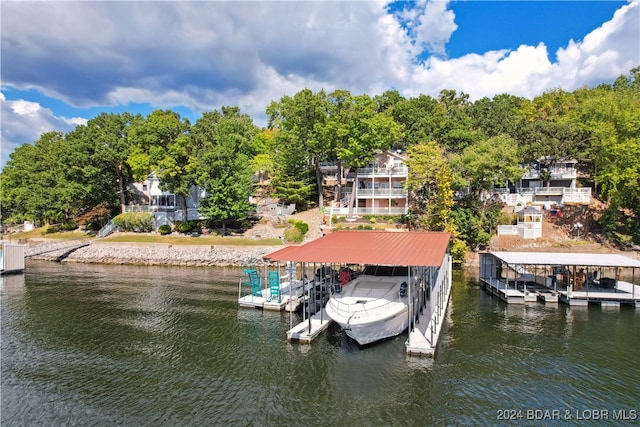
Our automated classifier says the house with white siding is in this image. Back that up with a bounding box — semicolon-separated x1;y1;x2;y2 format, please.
322;150;409;216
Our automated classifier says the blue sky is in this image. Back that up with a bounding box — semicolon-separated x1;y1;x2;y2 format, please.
1;1;638;169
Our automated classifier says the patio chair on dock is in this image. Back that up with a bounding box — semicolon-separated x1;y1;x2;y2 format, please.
268;271;280;302
243;269;262;297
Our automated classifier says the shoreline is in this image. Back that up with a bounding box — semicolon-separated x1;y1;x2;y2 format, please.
22;235;640;269
27;240;283;267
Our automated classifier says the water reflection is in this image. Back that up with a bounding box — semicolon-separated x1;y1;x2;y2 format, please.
1;262;638;426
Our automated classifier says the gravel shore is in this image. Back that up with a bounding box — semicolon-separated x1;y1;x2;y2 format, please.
27;240;282;267
24;209;326;267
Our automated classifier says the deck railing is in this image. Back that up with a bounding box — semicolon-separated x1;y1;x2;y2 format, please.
356;188;407;197
328;206;408;216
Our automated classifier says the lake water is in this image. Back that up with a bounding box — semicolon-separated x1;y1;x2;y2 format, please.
2;261;639;426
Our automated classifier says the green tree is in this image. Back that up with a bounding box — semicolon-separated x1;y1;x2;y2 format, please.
250;129;277;184
450;135;523;249
406;141;454;231
64;112;140;215
572;77;640;241
436;89;480;152
128;110;193;220
192;107;258;233
269;130;315;209
390;94;443;148
266;89;329;207
454;135;523;195
1;132;68;225
333;94;401;217
468;93;526;139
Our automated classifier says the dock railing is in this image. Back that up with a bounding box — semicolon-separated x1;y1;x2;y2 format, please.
424;255;451;346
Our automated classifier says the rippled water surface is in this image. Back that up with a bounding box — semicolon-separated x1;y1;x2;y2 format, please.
2;260;639;426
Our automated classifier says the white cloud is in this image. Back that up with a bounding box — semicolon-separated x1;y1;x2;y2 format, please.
0;96;86;168
413;0;458;56
406;0;639;100
0;0;637;166
553;0;639;86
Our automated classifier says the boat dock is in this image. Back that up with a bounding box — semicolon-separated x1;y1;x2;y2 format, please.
479;252;640;308
261;231;453;356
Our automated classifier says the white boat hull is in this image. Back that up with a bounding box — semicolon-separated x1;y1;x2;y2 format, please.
325;272;410;346
341;306;409;345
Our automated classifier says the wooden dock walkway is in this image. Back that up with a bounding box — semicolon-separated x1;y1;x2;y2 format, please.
406;301;436;355
238;293;292;311
286;309;332;343
480;277;640;308
480;278;526;304
25;240;90;261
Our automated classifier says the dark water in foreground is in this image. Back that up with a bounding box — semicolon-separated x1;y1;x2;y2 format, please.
2;261;639;426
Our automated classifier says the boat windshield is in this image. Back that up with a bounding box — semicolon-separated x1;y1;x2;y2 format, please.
362;265;409;277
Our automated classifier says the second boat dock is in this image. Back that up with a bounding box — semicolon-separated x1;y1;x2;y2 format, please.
479;251;640;307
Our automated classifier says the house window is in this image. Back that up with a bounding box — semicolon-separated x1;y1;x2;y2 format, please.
155;195;175;206
142;184;148;191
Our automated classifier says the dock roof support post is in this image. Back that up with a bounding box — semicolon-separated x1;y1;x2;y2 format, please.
309;262;315;333
407;265;412;343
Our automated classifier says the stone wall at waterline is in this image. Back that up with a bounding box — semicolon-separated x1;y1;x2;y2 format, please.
29;241;281;267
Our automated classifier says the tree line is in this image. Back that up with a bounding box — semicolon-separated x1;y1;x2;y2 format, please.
1;68;638;254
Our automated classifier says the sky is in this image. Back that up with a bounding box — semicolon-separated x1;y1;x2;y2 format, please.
1;0;639;169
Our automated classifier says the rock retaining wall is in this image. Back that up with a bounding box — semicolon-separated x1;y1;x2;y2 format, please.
29;242;281;267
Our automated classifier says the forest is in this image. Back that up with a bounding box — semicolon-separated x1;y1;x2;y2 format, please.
1;68;638;256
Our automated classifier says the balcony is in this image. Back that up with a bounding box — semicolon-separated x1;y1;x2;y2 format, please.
124;204;174;213
328;206;408;216
522;167;577;180
532;187;564;196
357;188;408;197
346;165;408;178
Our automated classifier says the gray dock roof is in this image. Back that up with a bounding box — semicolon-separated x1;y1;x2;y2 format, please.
489;251;640;268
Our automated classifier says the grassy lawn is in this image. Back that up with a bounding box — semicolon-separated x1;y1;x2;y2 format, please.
5;228;283;246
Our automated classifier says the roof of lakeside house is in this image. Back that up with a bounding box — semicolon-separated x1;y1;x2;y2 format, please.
263;230;451;266
489;252;640;268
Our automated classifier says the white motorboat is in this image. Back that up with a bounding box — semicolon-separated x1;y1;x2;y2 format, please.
325;265;410;345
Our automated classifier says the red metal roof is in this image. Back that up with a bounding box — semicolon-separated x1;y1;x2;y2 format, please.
264;231;451;266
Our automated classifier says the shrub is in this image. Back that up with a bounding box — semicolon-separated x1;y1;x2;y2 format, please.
58;221;77;231
158;224;172;235
450;238;468;265
295;220;309;235
369;217;377;224
42;224;60;235
175;221;193;233
112;212;154;232
288;219;309;235
283;227;304;243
